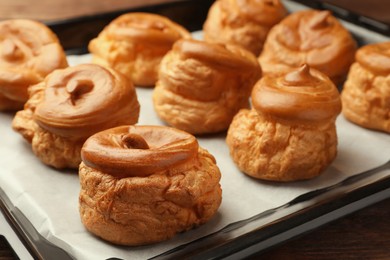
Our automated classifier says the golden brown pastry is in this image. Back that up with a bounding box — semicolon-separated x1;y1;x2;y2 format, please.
341;42;390;133
258;10;357;85
12;64;140;169
226;64;341;181
203;0;287;56
0;19;68;111
79;125;222;246
89;12;191;87
153;38;262;135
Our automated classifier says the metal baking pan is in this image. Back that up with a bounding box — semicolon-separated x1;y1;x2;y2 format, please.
1;0;389;259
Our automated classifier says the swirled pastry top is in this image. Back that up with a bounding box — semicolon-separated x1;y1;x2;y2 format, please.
355;42;390;75
173;39;260;71
34;64;139;138
81;125;199;177
0;19;68;101
219;0;287;25
252;64;341;124
101;12;191;45
261;10;356;79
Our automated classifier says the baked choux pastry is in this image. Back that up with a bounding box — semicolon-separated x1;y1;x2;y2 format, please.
226;64;341;181
79;125;222;246
203;0;287;56
12;64;140;169
153;39;262;135
89;12;191;87
259;10;357;85
0;19;68;111
341;42;390;133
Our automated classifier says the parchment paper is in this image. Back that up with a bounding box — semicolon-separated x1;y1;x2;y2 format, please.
1;31;390;259
1;64;389;259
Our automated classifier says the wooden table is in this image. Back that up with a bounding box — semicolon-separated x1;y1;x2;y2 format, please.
0;0;389;259
259;198;390;259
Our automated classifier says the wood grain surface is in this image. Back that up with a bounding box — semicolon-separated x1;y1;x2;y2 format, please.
258;198;390;259
0;0;180;22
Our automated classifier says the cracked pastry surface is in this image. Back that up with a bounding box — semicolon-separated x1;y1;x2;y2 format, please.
0;19;68;111
258;10;357;85
341;42;390;133
12;64;140;169
79;125;222;246
89;12;191;87
203;0;287;56
226;64;341;181
153;38;262;135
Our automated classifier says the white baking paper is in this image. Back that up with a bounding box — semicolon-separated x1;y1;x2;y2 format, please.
1;62;390;259
1;27;390;259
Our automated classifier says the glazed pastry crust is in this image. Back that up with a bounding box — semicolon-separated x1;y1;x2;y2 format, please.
12;64;140;169
153;39;261;135
89;13;191;87
12;83;45;142
12;83;84;168
90;39;166;87
226;109;338;181
153;74;246;134
258;10;356;85
341;63;390;132
226;65;341;181
32;126;83;169
0;19;68;110
203;0;287;56
79;147;222;246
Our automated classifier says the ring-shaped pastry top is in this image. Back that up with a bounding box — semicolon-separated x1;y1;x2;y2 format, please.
34;64;140;139
0;19;67;110
79;125;222;246
81;125;199;178
12;64;140;169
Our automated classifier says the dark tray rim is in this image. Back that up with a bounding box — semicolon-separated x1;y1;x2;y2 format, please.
1;1;390;259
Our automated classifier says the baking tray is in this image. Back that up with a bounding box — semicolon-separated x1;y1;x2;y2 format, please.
1;1;390;259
